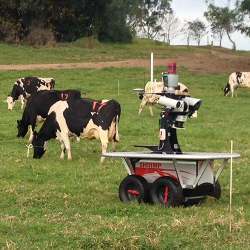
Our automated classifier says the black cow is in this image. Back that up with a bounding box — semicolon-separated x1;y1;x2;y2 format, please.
6;77;55;110
17;89;81;142
32;98;121;162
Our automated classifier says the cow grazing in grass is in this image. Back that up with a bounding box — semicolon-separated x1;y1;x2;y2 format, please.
224;72;250;97
17;90;81;142
6;77;55;110
32;98;121;162
138;81;189;116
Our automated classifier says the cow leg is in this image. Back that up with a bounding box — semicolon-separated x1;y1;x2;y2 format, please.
44;141;48;150
138;98;147;115
99;130;109;163
56;129;71;160
28;126;34;143
149;105;154;116
60;142;66;159
28;115;37;143
63;135;72;160
112;141;117;151
20;95;25;109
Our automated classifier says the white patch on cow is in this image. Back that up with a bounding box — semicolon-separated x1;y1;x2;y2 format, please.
36;115;44;122
37;84;50;91
80;121;109;163
38;77;54;90
38;77;54;82
7;96;15;110
101;99;109;103
49;100;69;114
240;72;250;87
82;119;101;140
14;78;23;87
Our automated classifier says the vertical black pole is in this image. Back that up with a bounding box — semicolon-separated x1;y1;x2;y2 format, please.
157;111;182;154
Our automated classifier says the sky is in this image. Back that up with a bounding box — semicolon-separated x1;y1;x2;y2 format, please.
170;0;250;51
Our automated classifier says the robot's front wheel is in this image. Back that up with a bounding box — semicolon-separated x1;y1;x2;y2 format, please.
149;177;184;207
119;175;149;203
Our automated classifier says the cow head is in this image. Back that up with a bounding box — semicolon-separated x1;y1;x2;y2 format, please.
17;120;28;137
138;93;144;100
32;131;46;158
7;96;15;110
223;83;230;96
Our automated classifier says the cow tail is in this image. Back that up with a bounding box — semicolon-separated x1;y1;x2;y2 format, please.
114;102;121;142
113;115;119;142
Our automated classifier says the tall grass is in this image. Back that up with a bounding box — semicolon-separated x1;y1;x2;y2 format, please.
0;67;249;249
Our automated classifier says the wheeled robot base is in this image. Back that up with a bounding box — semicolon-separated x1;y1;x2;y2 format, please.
103;151;240;207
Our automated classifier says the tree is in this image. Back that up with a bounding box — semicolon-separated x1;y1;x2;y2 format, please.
161;13;182;45
204;5;225;47
0;0;135;44
204;4;241;50
186;19;207;46
133;0;172;39
97;0;133;42
237;0;250;36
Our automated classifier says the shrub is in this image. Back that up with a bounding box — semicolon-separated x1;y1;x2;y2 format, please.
25;26;56;47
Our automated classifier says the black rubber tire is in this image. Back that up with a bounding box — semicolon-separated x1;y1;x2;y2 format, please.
213;181;221;200
183;197;206;207
135;175;151;203
119;175;148;203
149;177;183;207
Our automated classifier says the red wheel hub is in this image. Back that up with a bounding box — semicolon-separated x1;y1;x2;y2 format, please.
163;186;169;204
128;189;140;196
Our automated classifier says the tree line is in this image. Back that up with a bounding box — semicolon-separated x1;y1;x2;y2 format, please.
0;0;249;49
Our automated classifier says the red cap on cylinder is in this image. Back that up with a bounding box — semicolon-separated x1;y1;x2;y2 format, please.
168;63;176;74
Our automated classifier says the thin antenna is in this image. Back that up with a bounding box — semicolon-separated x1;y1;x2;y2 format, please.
117;80;120;96
229;140;233;232
150;52;153;82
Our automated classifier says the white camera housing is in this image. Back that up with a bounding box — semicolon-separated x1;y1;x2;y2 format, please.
157;96;183;109
183;97;202;108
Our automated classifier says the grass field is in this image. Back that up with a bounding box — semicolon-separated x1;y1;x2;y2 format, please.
0;66;250;249
1;38;250;65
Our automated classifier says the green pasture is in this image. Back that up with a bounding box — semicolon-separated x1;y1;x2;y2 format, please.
0;38;249;65
0;67;249;249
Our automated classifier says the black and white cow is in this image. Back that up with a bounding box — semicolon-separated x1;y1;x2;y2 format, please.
32;98;121;162
17;89;81;142
224;72;250;97
6;77;55;110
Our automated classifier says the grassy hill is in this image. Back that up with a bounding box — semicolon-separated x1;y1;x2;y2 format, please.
0;38;249;65
0;40;249;249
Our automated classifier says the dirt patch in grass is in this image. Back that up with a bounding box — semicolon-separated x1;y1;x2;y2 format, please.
0;50;249;74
